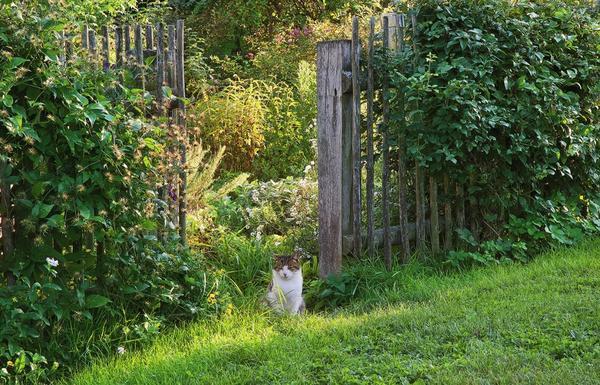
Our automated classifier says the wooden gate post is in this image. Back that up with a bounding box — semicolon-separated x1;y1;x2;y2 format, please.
317;40;351;278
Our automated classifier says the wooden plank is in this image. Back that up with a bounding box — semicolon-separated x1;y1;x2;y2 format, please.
456;183;466;229
430;176;439;253
411;13;426;250
469;173;479;241
82;25;89;49
102;26;110;71
175;20;187;246
341;70;352;239
156;23;165;115
88;29;97;67
146;24;154;49
156;23;165;243
382;16;392;270
124;25;131;63
59;31;66;65
351;16;361;258
115;25;124;68
366;17;375;258
444;174;453;250
134;25;145;89
167;24;178;227
0;160;16;286
381;12;398;50
317;40;349;278
167;25;176;91
415;163;425;248
396;13;410;262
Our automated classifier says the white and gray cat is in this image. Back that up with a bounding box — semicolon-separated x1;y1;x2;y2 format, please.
265;250;305;315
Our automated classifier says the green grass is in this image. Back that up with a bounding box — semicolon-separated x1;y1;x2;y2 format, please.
66;240;600;385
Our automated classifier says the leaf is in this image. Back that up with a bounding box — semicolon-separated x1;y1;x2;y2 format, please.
32;202;54;219
2;94;13;107
85;294;111;309
9;57;28;69
80;205;92;220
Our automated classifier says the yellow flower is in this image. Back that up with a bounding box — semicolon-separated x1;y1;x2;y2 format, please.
225;303;234;316
207;292;217;305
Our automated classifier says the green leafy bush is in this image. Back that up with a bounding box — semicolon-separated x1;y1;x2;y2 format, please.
383;0;600;258
0;3;235;383
191;77;317;179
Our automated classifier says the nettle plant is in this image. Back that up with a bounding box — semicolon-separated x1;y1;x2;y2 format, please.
382;0;600;261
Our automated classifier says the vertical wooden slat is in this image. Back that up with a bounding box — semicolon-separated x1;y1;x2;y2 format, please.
0;160;16;286
411;13;426;250
156;23;165;115
146;24;154;49
81;25;89;50
430;176;439;253
124;25;131;64
469;173;479;241
351;17;361;258
456;183;466;230
88;29;97;68
416;163;425;248
134;25;145;89
341;67;353;239
175;20;187;246
167;25;176;90
317;40;349;278
102;26;110;71
167;25;178;227
396;13;411;262
366;17;375;258
156;23;165;243
59;31;66;65
115;25;124;68
65;34;73;64
444;174;453;250
382;16;392;270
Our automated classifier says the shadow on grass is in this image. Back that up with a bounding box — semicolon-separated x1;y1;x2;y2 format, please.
69;243;600;385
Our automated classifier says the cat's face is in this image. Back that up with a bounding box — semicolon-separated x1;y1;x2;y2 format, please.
273;253;301;280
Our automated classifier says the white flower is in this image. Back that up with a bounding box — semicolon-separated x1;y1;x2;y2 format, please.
46;257;59;267
117;346;126;355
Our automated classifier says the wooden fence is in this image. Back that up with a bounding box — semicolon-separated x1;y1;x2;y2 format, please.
0;20;188;284
317;13;470;277
69;21;189;244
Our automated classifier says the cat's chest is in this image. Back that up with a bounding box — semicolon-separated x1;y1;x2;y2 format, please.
271;276;302;296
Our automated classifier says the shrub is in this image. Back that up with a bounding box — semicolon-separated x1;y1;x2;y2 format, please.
191;77;317;179
382;0;600;257
0;3;235;383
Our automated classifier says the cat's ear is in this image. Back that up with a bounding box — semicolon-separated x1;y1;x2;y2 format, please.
291;249;302;261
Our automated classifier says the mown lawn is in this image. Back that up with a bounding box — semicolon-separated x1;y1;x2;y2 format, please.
67;240;600;385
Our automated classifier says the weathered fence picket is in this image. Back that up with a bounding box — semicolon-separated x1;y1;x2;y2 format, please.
317;40;349;277
351;17;362;259
394;12;411;262
381;15;392;270
365;17;375;258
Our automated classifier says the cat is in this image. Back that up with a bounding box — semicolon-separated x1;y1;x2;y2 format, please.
265;250;305;315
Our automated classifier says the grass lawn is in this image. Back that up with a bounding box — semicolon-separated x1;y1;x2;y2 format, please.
66;240;600;385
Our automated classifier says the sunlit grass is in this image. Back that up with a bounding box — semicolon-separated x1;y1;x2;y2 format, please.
66;239;600;385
